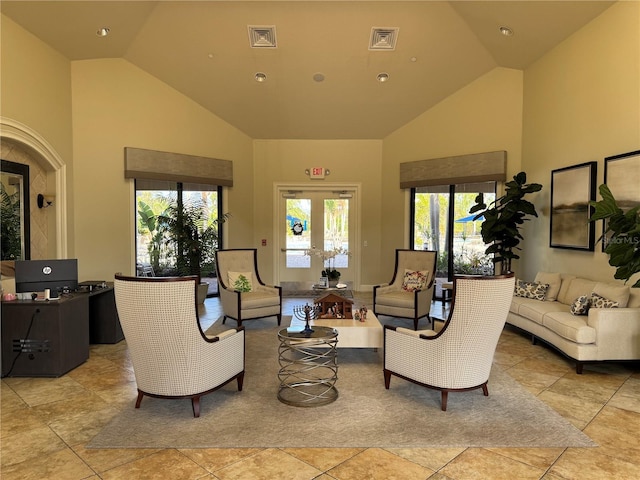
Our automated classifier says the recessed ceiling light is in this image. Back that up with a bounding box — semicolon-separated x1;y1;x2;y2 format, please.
377;73;390;83
499;26;513;37
255;72;267;83
96;27;110;37
313;73;325;83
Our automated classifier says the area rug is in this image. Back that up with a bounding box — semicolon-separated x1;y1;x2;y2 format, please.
87;318;595;449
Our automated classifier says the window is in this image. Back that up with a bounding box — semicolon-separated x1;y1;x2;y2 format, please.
411;182;496;289
135;179;223;294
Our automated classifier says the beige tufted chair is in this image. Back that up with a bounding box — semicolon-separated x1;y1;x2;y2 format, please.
114;275;245;417
383;274;515;411
373;249;437;330
215;249;282;327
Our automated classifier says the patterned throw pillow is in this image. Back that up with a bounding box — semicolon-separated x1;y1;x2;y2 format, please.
590;293;619;309
514;279;549;300
228;271;253;292
402;269;429;292
570;295;590;315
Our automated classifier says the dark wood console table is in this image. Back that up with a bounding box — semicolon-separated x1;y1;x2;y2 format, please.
1;294;90;377
1;284;123;377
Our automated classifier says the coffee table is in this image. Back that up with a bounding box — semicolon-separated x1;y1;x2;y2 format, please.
288;311;382;349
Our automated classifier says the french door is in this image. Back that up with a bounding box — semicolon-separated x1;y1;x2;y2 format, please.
277;187;356;286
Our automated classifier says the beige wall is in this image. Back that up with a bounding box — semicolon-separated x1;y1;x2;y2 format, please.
252;140;382;285
71;58;253;281
520;1;640;284
3;3;638;290
381;67;524;277
0;14;74;255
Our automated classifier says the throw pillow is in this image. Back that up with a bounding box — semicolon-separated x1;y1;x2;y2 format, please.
570;295;590;315
534;271;562;301
590;293;619;309
402;269;429;292
228;271;253;292
514;279;549;300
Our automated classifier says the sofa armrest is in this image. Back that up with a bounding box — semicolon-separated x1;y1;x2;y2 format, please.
587;308;640;359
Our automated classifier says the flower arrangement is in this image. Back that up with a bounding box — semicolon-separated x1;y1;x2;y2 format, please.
305;246;349;281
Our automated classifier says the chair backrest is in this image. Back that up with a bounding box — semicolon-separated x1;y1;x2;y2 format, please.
215;249;261;289
389;249;437;288
113;275;206;392
435;274;515;385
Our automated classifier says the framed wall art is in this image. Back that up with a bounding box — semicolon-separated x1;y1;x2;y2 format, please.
602;150;640;250
550;161;597;250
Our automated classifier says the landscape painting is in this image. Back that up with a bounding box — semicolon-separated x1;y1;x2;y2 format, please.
550;162;597;250
603;150;640;250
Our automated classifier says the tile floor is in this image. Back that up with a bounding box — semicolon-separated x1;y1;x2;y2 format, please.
2;292;640;479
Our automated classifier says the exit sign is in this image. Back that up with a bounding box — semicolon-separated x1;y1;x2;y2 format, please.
310;167;325;179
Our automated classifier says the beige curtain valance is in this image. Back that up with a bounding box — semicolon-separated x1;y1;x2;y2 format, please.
124;147;233;186
400;151;506;188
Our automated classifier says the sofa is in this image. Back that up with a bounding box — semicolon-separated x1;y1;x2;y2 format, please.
507;271;640;373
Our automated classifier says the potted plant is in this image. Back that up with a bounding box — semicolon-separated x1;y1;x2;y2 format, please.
158;198;230;303
470;171;542;274
306;246;348;287
590;184;640;287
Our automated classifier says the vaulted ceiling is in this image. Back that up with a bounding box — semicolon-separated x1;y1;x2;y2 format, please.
1;1;614;139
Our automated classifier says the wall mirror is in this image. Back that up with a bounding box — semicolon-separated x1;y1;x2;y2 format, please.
1;159;31;260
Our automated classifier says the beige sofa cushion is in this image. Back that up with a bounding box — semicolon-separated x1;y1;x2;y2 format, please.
558;278;597;306
629;289;640;308
543;311;596;344
535;272;562;301
518;299;570;325
593;282;630;308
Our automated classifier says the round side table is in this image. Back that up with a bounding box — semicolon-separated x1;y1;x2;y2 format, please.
277;326;338;407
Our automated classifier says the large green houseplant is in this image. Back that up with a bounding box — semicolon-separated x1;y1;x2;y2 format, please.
470;172;542;274
157;198;230;301
590;184;640;287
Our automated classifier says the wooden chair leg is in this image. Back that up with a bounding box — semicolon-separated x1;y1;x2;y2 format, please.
413;317;419;330
441;391;448;411
277;313;282;326
384;369;392;389
237;372;245;391
482;383;489;396
135;390;144;409
192;396;201;418
222;316;227;324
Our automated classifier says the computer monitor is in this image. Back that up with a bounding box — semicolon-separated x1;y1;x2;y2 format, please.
14;259;78;296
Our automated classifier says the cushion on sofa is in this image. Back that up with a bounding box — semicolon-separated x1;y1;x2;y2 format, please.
593;282;630;308
517;299;570;325
515;279;549;300
629;289;640;308
534;271;562;301
542;312;597;344
570;295;590;315
559;278;597;306
590;293;619;309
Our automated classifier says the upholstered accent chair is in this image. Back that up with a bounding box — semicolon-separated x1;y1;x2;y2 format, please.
383;274;515;411
373;249;437;330
215;248;282;327
114;275;245;417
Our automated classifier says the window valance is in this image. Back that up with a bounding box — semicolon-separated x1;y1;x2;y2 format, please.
399;151;506;189
124;147;233;186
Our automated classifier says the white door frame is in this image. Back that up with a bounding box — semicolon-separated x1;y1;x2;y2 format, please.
273;182;361;290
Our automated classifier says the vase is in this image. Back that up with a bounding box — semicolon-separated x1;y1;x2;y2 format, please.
328;280;339;288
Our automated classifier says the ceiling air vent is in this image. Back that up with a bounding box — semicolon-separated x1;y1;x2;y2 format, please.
369;27;399;50
248;26;277;48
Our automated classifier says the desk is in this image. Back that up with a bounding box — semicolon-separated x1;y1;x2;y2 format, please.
86;286;123;344
1;295;89;377
1;285;122;377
